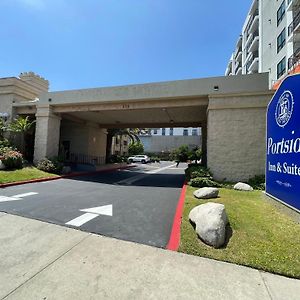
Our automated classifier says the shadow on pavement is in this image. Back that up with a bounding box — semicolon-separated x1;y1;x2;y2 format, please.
68;170;185;189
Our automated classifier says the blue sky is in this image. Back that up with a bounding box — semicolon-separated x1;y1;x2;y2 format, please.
0;0;251;91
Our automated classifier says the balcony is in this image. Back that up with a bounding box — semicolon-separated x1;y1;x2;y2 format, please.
234;46;242;61
235;66;242;75
234;61;241;74
288;10;300;37
287;0;300;12
248;13;259;34
246;9;259;39
235;50;242;62
247;31;259;54
288;47;300;69
246;51;259;73
225;60;233;76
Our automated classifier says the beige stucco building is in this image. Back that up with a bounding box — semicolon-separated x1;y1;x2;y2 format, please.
0;71;273;181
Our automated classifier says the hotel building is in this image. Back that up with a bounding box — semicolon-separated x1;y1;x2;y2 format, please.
225;0;300;88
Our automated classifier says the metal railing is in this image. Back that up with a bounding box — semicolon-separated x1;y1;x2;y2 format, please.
288;47;300;69
246;9;259;39
246;30;259;55
234;47;242;59
246;51;259;71
288;9;300;36
234;61;241;73
68;153;106;165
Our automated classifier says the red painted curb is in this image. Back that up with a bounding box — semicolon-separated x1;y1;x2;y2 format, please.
0;165;134;188
166;181;188;251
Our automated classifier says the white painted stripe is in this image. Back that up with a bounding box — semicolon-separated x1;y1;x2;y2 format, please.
0;196;21;203
116;163;177;185
147;163;177;174
117;174;148;185
12;192;38;198
80;205;113;216
65;213;98;227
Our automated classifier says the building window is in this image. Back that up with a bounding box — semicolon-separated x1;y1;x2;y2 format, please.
169;128;174;136
183;129;188;136
153;129;158;134
277;1;285;26
162;128;166;136
123;140;128;146
192;129;198;136
277;56;286;79
277;28;286;53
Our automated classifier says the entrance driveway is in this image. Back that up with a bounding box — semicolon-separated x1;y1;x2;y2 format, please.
0;162;186;248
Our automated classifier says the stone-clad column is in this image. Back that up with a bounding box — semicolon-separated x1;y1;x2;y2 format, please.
201;121;207;167
33;105;61;163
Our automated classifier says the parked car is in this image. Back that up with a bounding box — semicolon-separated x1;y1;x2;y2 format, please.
127;155;150;164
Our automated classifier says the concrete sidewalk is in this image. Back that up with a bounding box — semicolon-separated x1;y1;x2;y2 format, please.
0;212;299;300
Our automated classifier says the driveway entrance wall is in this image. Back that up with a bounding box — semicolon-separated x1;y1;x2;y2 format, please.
207;92;274;182
60;119;107;161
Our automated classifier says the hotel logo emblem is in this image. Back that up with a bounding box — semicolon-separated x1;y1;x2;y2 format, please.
275;90;294;128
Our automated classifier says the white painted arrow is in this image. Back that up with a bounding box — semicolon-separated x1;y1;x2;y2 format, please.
0;192;38;203
65;204;113;227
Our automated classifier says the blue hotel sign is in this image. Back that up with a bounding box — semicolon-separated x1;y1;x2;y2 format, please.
266;74;300;211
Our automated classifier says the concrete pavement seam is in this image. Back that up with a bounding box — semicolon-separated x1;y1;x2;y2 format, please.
259;271;274;300
1;233;92;300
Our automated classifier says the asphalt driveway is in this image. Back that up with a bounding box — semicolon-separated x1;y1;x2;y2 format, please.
0;162;186;248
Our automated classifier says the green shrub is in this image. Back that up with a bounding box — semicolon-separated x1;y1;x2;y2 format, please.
185;165;212;180
109;155;127;163
1;150;23;169
150;156;160;163
37;158;63;174
128;142;144;155
0;139;11;149
0;146;13;156
248;174;265;190
189;177;221;188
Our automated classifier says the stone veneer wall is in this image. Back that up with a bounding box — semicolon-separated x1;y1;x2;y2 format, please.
207;93;273;182
60;120;107;159
34;105;61;162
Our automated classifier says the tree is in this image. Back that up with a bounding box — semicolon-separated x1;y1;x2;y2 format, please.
171;145;190;163
128;141;144;155
105;128;144;162
8;116;35;155
188;147;202;164
106;129;120;163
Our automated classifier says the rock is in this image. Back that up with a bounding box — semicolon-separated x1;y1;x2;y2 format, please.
233;182;253;191
193;187;219;199
189;203;228;248
61;166;72;175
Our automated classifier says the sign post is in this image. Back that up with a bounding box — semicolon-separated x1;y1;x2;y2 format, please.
266;73;300;212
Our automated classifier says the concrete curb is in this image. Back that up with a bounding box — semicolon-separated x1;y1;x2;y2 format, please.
0;165;134;189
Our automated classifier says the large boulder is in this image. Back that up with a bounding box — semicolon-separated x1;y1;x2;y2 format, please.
189;203;228;248
233;182;253;191
193;187;219;199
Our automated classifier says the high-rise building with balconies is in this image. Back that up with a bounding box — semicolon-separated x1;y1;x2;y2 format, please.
225;0;300;88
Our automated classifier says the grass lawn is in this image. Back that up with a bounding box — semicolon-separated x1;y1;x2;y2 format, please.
0;167;59;184
179;186;300;279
